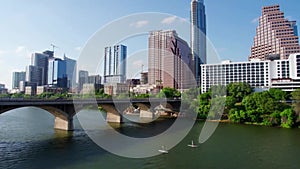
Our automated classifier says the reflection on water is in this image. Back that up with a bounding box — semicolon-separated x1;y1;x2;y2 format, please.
0;108;300;169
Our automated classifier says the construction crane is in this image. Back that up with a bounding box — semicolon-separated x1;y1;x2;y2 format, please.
50;44;58;54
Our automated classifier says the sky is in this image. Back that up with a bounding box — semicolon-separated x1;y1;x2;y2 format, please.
0;0;299;89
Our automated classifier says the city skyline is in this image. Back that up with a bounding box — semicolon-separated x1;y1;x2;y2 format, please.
0;0;299;89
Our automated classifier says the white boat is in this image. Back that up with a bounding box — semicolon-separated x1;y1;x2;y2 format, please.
158;146;168;154
188;140;198;148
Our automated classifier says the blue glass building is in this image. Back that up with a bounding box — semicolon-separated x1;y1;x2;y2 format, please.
191;0;206;84
48;58;67;88
64;55;77;88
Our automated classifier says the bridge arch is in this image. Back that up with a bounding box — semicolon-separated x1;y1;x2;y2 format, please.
0;106;74;131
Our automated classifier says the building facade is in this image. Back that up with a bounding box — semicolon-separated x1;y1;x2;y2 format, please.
31;53;49;85
104;83;128;96
148;30;193;90
201;53;300;93
250;5;300;61
64;55;77;89
103;44;127;84
43;50;54;59
26;65;43;86
140;72;148;85
12;71;26;89
88;75;101;84
191;0;206;84
270;53;300;91
0;84;8;94
80;75;102;94
48;58;67;88
78;70;89;92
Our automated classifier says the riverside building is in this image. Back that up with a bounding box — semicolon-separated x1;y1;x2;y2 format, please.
201;53;300;93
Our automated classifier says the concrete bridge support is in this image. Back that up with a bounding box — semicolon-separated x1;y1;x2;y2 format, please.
100;104;125;123
134;103;157;119
54;117;74;131
41;106;74;131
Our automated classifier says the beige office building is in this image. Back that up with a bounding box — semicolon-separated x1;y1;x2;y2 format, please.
250;5;300;61
148;30;193;90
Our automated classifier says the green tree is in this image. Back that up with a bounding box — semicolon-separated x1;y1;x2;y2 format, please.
262;111;281;126
229;109;247;123
157;87;181;98
227;82;252;102
225;96;237;110
292;89;300;124
38;92;54;99
208;96;226;120
11;93;24;98
241;91;283;123
242;92;282;115
95;88;111;99
193;91;211;119
135;93;151;98
268;88;288;101
280;108;295;128
0;94;10;98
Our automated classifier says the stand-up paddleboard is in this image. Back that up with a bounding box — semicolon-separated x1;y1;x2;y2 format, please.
158;146;168;154
188;140;198;148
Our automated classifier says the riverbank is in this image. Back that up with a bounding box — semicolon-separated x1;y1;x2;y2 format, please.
196;118;300;129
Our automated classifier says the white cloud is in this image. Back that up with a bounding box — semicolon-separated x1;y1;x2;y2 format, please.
15;46;25;54
130;20;149;28
251;17;259;24
161;16;177;25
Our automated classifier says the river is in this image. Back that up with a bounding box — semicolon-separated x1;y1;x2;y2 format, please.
0;107;300;169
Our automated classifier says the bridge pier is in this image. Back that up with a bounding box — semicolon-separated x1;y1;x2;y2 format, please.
54;117;74;131
106;112;122;123
100;104;127;123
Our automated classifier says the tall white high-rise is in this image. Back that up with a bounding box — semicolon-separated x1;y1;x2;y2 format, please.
103;44;127;84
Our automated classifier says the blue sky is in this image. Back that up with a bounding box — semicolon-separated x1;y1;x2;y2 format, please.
0;0;299;89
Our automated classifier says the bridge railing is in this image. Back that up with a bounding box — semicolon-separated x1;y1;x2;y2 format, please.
0;97;182;102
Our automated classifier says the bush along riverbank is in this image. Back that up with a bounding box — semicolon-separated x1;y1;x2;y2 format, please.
186;82;300;129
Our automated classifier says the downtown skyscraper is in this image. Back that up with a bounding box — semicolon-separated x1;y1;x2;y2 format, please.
250;5;300;61
103;44;127;84
191;0;206;84
148;30;192;89
64;55;77;88
31;52;51;85
48;58;67;88
12;71;25;89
